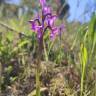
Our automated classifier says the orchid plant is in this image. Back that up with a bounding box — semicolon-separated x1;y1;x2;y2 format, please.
29;0;64;95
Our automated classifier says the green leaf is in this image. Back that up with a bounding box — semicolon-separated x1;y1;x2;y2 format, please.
12;40;29;52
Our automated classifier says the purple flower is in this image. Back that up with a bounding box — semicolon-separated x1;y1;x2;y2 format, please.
29;19;43;38
29;0;64;40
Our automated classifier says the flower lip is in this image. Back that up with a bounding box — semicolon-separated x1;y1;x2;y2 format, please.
29;18;41;31
29;18;41;25
29;20;36;30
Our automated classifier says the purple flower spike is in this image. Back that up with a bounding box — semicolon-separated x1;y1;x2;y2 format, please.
29;0;64;41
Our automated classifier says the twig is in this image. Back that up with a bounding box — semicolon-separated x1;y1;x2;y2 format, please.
0;21;18;32
0;21;32;39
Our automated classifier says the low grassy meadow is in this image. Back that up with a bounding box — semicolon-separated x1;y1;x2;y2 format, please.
0;0;96;96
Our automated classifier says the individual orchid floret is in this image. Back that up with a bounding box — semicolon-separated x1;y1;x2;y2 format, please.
46;15;57;27
50;27;59;39
29;20;36;31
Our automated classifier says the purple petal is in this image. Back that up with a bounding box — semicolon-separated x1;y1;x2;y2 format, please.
42;5;51;15
48;15;57;26
50;27;59;39
35;26;43;39
29;18;41;31
29;20;36;31
50;25;65;40
40;0;46;7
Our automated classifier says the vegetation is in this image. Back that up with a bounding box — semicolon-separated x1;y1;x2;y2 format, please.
0;0;96;96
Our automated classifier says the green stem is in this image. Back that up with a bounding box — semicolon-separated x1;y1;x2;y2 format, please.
80;44;87;96
43;40;48;61
36;37;43;96
36;63;40;96
59;34;62;65
36;52;41;96
80;65;85;96
0;62;2;94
